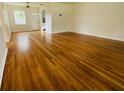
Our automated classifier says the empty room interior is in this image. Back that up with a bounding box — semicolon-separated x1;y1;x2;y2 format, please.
0;2;124;91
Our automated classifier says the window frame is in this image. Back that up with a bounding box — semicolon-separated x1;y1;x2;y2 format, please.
13;10;26;25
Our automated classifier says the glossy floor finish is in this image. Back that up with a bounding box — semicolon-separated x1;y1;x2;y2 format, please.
1;31;124;90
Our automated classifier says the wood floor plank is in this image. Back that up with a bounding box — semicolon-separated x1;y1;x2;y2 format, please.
1;31;124;90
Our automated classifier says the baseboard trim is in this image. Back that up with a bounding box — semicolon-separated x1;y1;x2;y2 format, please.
0;48;8;88
12;30;40;33
12;29;40;32
71;31;124;42
52;30;71;34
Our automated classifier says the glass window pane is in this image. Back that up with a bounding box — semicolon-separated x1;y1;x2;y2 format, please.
13;10;26;25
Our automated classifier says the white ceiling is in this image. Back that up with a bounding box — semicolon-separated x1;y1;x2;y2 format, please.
5;2;77;7
5;2;45;7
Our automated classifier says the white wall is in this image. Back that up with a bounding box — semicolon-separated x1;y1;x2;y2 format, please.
72;3;124;41
7;4;40;32
1;4;11;42
0;3;9;87
51;3;73;33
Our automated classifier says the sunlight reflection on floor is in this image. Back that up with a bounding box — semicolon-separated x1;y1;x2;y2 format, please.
17;34;29;51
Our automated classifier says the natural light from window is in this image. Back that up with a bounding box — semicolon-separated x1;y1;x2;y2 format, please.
13;10;26;25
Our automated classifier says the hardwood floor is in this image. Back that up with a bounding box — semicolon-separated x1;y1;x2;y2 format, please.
1;31;124;90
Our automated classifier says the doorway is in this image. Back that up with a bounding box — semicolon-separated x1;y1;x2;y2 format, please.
41;10;46;31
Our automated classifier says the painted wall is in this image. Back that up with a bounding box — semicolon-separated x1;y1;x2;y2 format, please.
51;3;73;33
2;4;11;42
7;4;40;32
0;3;9;87
72;3;124;41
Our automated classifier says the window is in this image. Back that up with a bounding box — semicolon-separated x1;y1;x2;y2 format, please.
13;10;26;25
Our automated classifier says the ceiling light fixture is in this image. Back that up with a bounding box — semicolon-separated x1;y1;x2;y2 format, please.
26;2;30;8
40;3;44;6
